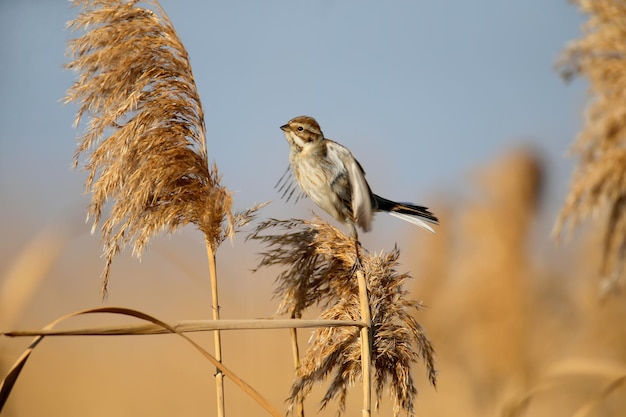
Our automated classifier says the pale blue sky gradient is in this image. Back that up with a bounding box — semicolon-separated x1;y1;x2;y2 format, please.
0;1;586;251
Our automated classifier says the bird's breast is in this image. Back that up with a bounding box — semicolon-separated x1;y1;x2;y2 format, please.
290;150;350;224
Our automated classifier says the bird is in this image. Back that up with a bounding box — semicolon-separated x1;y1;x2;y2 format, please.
279;115;438;240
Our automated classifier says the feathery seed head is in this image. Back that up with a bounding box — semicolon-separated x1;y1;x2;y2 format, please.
65;0;237;295
555;0;626;293
250;217;436;416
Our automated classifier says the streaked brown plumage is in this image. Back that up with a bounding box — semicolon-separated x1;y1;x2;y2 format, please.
279;115;438;238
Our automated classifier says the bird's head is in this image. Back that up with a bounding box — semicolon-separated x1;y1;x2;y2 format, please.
280;115;324;150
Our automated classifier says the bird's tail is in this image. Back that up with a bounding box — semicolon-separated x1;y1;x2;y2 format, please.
373;194;438;233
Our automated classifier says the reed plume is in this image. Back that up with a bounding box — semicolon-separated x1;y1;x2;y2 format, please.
62;3;267;414
555;0;626;294
251;218;436;416
452;150;540;399
64;0;235;295
405;149;543;416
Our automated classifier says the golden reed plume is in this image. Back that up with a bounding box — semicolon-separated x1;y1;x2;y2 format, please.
251;218;436;417
555;0;626;294
64;0;233;295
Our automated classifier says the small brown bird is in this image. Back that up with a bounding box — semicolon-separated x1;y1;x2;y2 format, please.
279;115;438;238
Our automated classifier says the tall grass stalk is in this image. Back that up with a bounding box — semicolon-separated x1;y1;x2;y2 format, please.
62;1;267;415
206;241;225;416
289;317;304;417
356;268;372;417
0;223;75;329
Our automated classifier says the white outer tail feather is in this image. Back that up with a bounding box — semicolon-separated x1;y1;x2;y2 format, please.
388;212;436;234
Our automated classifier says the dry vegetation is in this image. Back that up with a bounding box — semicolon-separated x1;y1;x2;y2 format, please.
555;0;626;295
407;146;626;417
250;218;436;416
2;1;433;417
63;0;236;296
2;1;626;417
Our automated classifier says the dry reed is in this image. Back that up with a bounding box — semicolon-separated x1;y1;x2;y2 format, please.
64;0;237;295
503;358;626;417
0;224;76;329
456;150;540;399
0;307;283;417
407;149;543;415
555;0;626;294
251;218;436;417
62;2;267;415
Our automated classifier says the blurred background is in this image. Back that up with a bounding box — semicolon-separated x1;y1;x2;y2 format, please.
2;1;624;416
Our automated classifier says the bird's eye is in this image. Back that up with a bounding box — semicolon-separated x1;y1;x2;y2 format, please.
297;126;304;132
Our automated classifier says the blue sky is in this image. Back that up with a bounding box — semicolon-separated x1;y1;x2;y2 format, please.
0;1;586;249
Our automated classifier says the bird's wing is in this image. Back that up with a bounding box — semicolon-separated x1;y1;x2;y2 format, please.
328;140;373;232
275;165;306;203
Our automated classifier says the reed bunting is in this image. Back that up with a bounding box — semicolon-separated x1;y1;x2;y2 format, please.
279;115;438;239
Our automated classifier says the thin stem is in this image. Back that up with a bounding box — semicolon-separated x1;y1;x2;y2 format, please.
289;312;304;417
206;240;225;417
4;318;366;336
356;267;372;417
289;328;300;367
0;307;284;417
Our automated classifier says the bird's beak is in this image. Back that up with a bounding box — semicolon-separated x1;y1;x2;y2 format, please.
280;124;289;132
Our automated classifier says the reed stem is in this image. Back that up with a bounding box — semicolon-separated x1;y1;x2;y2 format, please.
289;312;304;417
206;240;225;417
356;267;372;417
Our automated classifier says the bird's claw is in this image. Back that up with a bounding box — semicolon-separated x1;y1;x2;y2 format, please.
350;254;364;275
